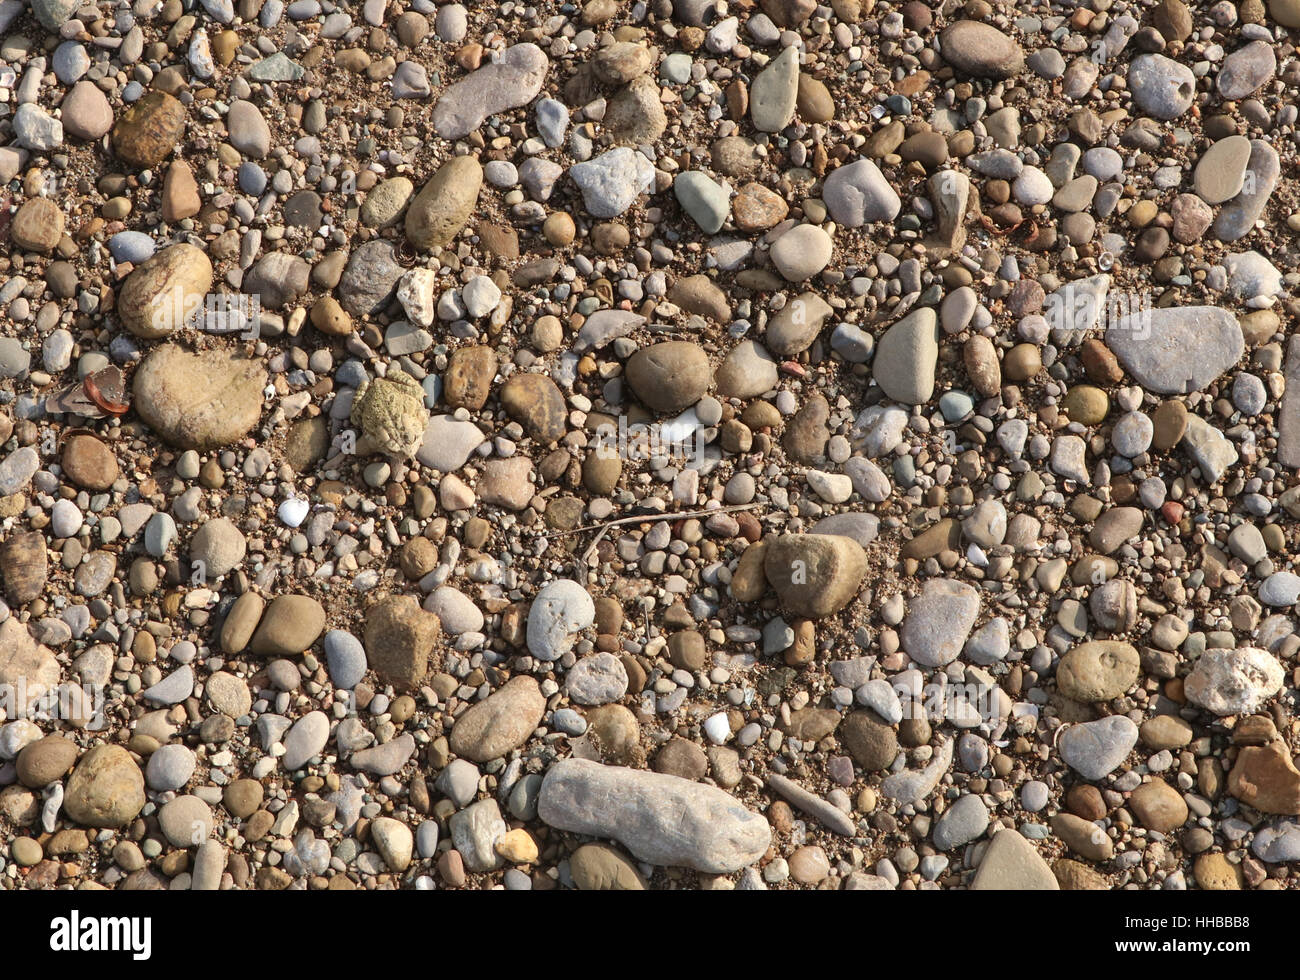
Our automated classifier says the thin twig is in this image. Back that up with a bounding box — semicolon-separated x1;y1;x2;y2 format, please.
558;502;761;539
566;502;763;577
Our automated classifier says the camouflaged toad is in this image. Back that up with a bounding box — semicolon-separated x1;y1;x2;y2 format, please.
350;369;429;457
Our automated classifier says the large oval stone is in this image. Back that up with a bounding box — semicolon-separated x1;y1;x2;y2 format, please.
405;156;482;249
116;243;213;339
449;675;546;762
1057;641;1140;701
133;344;266;450
112;90;187;168
625;341;711;412
762;533;867;619
64;745;146;828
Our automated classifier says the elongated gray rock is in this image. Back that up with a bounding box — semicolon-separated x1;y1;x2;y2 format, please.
1216;40;1275;100
282;710;329;770
574;309;646;353
766;773;856;836
880;739;953;803
449;675;546;761
538;758;771;872
432;43;548;139
873;307;938;404
1105;305;1242;395
1182;415;1238;484
1213;140;1278;242
750;44;798;132
1278;336;1300;468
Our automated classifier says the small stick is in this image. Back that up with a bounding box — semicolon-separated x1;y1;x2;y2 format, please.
559;502;761;540
567;502;762;574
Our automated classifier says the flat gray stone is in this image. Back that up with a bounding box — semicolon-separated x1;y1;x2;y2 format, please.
1182;415;1238;484
1217;40;1275;100
1044;274;1109;346
349;732;415;775
873;308;938;405
569;147;655;218
1128;54;1195;119
971;829;1058;889
900;578;980;667
449;799;507;872
574;309;645;353
933;794;990;850
1214;140;1278;242
415;415;485;472
565;652;628;706
143;664;194;705
1058;716;1138;780
432;43;548;139
282;710;330;770
673;170;730;234
750;45;798;132
1105;305;1243;395
527;580;595;662
823;157;901;226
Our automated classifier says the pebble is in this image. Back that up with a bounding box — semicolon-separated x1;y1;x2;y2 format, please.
1058;716;1139;780
145;744;196;792
873;308;938;405
569;147;656;218
823;158;901;225
932;795;989;851
1185;647;1283;715
900;578;979;667
674;171;731;234
763;534;867;618
282;711;330;770
770;224;833;281
971;830;1057;890
1057;641;1140;701
1194;135;1252;204
750;45;799;132
61;81;114;140
405;156;482;250
450;676;546;761
939;21;1025;78
1128;54;1196;119
1217;40;1275;100
64;746;145;828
